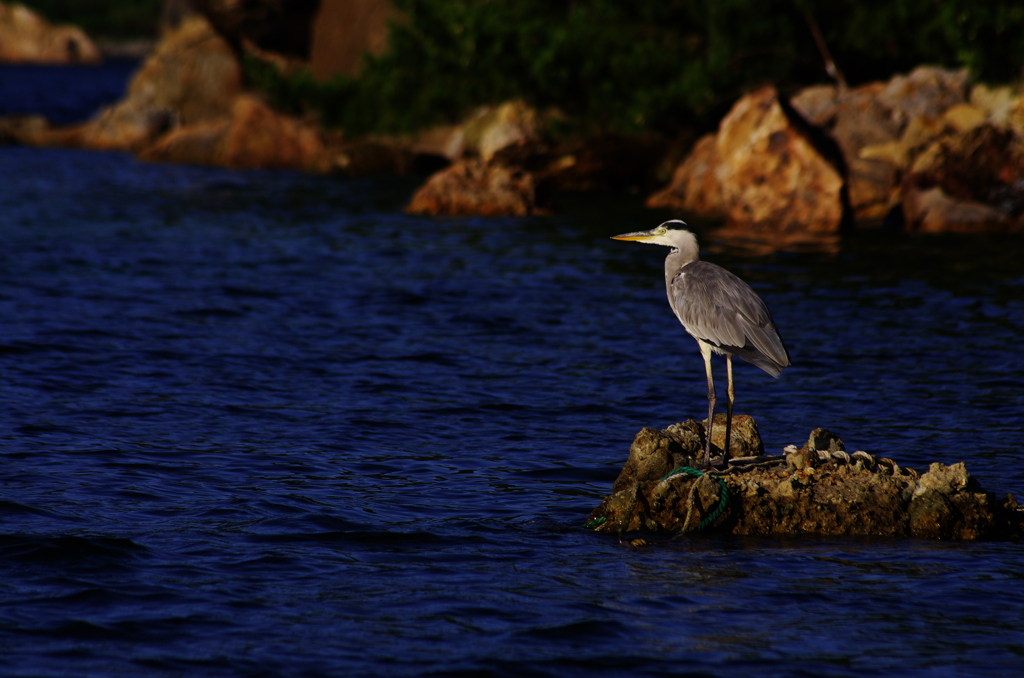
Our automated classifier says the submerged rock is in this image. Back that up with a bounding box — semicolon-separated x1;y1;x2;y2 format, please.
588;419;1023;540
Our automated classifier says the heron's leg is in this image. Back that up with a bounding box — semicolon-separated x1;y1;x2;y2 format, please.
724;354;734;467
699;341;715;468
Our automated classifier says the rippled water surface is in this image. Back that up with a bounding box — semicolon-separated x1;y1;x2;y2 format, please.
0;61;137;125
2;69;1024;678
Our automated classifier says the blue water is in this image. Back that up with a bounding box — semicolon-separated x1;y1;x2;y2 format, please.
2;68;1024;677
0;60;138;125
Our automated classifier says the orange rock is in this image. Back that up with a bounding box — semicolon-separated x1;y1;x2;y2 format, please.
139;95;325;171
900;124;1024;232
789;68;972;223
406;159;537;217
714;86;844;232
78;102;175;152
645;133;723;218
903;186;1011;233
77;15;241;152
219;96;324;170
845;158;897;221
877;66;969;127
789;84;838;127
121;15;241;126
793;82;900;221
0;115;57;145
0;2;101;64
137;119;230;166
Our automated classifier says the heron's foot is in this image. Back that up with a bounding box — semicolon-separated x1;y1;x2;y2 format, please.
694;453;730;472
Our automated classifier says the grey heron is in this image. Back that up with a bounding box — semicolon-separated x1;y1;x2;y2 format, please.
612;220;790;468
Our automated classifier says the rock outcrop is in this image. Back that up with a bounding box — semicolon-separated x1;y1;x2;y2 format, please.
76;15;242;151
655;66;1024;233
791;82;901;221
789;66;977;225
0;2;101;64
588;419;1023;540
648;87;845;232
5;5;1024;231
407;100;670;216
403;101;550;215
715;86;845;231
3;14;335;173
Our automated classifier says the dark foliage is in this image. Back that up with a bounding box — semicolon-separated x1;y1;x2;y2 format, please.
18;0;163;39
248;0;1024;136
22;0;1024;135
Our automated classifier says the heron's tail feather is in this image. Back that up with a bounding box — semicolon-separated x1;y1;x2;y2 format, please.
732;323;790;378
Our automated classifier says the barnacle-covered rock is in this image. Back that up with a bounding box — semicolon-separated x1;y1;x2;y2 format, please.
588;419;1023;541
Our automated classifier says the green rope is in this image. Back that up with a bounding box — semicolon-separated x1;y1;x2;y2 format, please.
585;467;730;533
659;466;730;532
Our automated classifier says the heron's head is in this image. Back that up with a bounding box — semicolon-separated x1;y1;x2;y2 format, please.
611;220;698;251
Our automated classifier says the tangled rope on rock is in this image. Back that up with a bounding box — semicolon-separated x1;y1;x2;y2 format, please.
659;466;729;532
584;465;730;535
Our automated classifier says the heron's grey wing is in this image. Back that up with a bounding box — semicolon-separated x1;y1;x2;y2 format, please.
669;261;790;376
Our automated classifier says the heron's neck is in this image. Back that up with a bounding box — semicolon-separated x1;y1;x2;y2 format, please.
665;245;699;276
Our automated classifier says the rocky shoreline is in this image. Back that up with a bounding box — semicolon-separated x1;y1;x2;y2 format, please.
587;419;1023;541
4;10;1024;234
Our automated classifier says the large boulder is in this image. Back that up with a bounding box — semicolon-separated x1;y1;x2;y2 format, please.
647;87;845;231
714;86;844;231
0;2;101;64
77;15;242;151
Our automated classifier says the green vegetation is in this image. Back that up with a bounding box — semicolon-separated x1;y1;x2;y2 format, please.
17;0;163;39
21;0;1024;136
247;0;1024;137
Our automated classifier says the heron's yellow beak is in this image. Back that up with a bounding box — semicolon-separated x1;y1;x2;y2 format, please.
611;230;656;242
